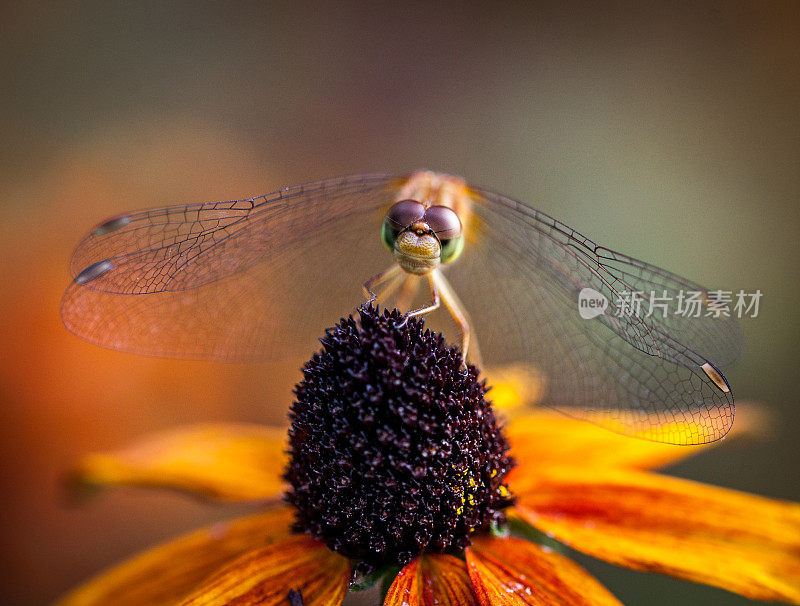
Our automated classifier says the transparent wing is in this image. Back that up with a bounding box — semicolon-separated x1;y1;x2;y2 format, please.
62;171;741;445
421;186;740;445
61;173;401;361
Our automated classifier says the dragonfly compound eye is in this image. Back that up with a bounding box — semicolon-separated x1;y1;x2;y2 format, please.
424;205;462;240
381;199;426;249
424;205;464;264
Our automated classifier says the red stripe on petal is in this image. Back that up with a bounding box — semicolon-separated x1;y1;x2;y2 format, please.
179;535;349;606
384;554;478;606
466;536;621;605
514;466;800;603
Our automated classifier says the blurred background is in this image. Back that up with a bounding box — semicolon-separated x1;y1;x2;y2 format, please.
1;2;798;604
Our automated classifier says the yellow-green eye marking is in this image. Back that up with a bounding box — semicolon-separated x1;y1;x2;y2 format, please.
380;220;400;250
439;233;464;264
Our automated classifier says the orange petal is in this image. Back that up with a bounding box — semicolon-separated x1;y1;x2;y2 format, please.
73;423;287;501
384;554;479;606
57;506;293;606
466;536;621;605
179;535;349;606
507;403;764;473
513;466;800;603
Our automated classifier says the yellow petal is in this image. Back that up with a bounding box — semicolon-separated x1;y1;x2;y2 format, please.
179;535;349;606
57;506;294;606
73;423;287;501
513;467;800;603
484;363;546;410
466;536;621;605
507;403;765;473
384;554;479;606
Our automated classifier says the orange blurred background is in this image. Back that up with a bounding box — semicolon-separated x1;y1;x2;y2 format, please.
1;3;799;604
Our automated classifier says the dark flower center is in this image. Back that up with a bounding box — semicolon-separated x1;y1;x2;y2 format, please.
284;305;514;572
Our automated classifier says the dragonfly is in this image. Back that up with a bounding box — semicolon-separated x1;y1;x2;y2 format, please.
61;170;742;445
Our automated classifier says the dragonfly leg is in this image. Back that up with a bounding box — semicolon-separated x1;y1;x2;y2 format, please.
395;274;421;314
432;270;483;367
397;274;440;328
362;265;402;308
374;267;405;305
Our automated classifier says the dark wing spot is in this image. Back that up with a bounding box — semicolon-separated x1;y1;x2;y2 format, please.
701;362;731;393
287;588;304;606
74;260;114;285
92;215;131;236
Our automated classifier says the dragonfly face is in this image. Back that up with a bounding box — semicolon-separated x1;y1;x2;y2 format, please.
61;169;742;445
381;200;464;275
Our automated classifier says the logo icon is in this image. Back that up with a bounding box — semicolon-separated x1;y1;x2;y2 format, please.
578;287;608;319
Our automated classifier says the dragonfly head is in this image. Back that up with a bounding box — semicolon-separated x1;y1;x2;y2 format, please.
381;200;464;275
